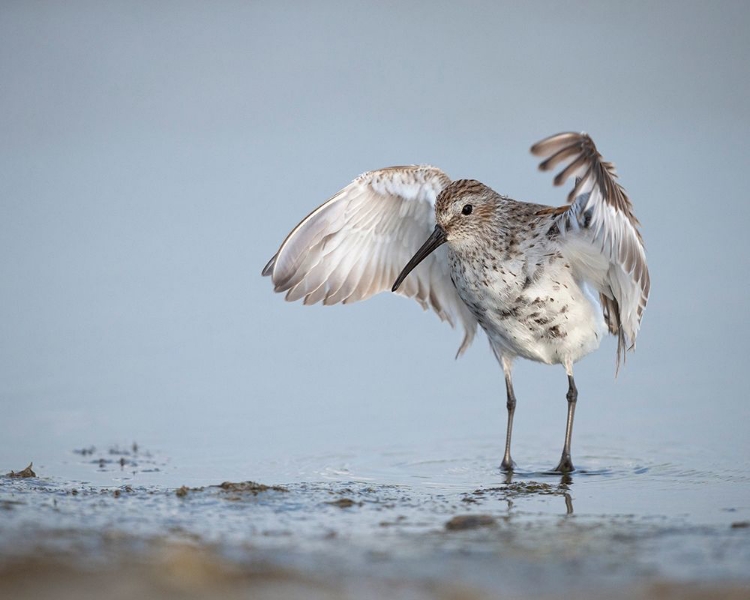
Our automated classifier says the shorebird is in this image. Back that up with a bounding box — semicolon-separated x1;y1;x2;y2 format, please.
263;132;650;473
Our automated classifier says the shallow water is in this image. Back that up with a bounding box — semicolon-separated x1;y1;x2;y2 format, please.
2;434;749;598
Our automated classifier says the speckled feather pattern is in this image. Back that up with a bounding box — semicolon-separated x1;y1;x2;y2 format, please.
437;181;607;367
264;132;649;372
263;132;649;472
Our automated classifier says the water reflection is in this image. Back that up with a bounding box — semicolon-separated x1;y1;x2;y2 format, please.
473;470;575;515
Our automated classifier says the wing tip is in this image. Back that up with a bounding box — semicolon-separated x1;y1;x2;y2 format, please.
529;131;584;156
454;330;474;359
262;254;277;277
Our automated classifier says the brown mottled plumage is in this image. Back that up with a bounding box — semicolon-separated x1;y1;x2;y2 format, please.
264;132;650;473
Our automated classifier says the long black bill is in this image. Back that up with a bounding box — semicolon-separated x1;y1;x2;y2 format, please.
392;225;447;292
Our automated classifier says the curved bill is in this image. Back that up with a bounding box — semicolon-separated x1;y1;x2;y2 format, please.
392;225;447;292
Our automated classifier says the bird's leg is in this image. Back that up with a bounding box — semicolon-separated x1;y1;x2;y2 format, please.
500;357;516;472
554;372;578;473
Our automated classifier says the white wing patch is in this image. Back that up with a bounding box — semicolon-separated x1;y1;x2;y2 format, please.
263;166;478;356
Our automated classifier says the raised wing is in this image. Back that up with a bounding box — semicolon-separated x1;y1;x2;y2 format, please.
531;132;650;369
262;165;478;356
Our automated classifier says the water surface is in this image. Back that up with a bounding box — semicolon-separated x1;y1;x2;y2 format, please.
2;432;749;598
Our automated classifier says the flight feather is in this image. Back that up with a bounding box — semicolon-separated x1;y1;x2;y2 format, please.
531;132;650;369
263;165;478;356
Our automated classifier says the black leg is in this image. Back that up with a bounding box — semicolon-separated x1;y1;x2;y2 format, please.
501;369;517;472
553;374;577;473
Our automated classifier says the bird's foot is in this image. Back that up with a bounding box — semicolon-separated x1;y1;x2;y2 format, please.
552;453;575;474
500;456;516;473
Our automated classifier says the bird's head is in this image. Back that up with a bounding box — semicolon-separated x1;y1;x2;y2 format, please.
392;179;499;292
435;179;499;245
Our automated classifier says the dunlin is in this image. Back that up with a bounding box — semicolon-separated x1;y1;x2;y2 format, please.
263;132;650;473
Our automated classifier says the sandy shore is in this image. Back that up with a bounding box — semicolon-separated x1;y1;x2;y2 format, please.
2;540;749;600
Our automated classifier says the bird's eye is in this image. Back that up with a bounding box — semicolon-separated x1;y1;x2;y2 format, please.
462;204;473;215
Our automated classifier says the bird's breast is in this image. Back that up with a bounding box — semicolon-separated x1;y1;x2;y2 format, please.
448;247;606;365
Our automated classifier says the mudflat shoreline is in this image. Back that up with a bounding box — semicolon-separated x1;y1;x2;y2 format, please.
2;467;749;600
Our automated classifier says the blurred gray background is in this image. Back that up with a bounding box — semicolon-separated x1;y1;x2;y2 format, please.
1;1;749;481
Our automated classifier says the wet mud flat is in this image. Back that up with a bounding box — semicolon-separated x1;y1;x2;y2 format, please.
1;450;750;600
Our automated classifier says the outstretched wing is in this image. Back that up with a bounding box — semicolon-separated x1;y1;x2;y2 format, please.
531;132;650;369
262;165;478;356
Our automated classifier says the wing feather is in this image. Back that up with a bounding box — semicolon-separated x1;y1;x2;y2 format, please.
263;165;477;355
532;132;650;370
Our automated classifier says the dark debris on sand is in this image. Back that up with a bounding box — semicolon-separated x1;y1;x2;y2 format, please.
445;515;497;531
326;498;362;509
215;481;287;494
479;481;569;497
176;481;288;499
6;463;36;478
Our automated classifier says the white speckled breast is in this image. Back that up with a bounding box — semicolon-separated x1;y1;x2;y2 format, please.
448;236;606;366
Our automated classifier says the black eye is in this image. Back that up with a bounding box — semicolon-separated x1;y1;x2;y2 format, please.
462;204;473;215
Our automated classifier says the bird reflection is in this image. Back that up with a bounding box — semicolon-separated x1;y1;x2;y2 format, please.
497;469;574;515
